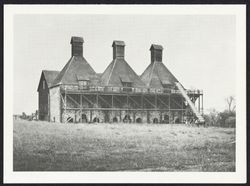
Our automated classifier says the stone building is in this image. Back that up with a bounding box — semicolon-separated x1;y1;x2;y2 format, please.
37;36;204;124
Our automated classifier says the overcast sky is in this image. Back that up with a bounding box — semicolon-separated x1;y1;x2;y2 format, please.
13;14;236;114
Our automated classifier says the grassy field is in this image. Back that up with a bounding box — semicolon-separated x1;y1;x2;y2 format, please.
13;120;235;171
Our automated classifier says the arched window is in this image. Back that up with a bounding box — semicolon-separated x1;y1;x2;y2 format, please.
153;118;158;124
113;117;118;123
136;118;142;123
162;115;169;124
174;117;180;124
82;114;88;123
123;115;131;123
93;117;100;123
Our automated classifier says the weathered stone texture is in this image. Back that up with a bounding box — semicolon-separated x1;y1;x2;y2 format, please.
49;86;61;122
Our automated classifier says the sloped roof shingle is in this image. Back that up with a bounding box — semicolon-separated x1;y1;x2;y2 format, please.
101;58;146;87
52;56;99;87
37;70;60;91
42;70;60;88
140;61;178;88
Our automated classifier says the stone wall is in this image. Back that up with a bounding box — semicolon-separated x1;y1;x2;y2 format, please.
60;109;184;124
49;86;61;122
55;91;185;124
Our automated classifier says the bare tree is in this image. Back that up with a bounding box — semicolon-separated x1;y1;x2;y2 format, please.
226;96;236;113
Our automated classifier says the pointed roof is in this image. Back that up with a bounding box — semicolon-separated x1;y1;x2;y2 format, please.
42;70;60;88
101;58;146;87
52;56;98;87
140;61;178;88
37;70;60;91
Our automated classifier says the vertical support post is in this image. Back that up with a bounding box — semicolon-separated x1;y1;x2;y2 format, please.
141;95;144;109
127;94;129;108
112;95;114;108
160;111;162;124
60;91;62;123
169;94;170;119
202;94;204;115
147;110;149;124
74;110;76;123
48;93;50;122
198;94;200;112
80;94;82;123
97;94;99;106
90;110;92;123
155;95;157;109
133;112;135;123
182;96;184;124
64;87;67;123
120;109;122;122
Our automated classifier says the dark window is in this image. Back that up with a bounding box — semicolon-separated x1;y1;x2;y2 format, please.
136;118;142;123
123;115;132;123
122;82;132;87
82;114;88;123
153;118;159;124
122;82;132;92
78;80;89;90
113;117;118;123
93;117;100;123
162;115;169;124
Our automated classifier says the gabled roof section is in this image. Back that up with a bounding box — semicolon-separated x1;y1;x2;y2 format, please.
140;62;178;88
101;58;146;87
43;70;60;88
52;56;98;87
37;70;59;91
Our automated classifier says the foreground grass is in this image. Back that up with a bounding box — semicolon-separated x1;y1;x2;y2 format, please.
13;120;235;171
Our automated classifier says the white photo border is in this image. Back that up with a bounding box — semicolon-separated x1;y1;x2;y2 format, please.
4;4;246;183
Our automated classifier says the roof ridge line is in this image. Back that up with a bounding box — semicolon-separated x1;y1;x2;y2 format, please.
148;61;156;87
106;59;117;86
59;56;75;85
155;62;162;84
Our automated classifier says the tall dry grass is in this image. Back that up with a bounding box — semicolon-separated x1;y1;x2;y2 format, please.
13;120;235;171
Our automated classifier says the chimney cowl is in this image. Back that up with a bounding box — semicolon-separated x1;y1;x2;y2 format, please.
70;36;84;57
112;40;125;60
71;36;84;44
112;40;125;47
150;44;163;63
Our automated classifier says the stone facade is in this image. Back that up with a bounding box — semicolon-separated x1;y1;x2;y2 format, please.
50;86;185;124
49;86;61;122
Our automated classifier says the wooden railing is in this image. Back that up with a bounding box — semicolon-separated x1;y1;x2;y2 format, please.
61;84;203;95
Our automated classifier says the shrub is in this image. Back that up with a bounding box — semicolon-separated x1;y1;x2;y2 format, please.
225;116;236;128
204;109;236;128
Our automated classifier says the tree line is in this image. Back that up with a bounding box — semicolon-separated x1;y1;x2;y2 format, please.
203;96;236;128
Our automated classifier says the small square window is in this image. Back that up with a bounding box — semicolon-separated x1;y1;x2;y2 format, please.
78;80;89;90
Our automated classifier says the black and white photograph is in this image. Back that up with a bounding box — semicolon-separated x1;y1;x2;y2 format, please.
3;4;246;183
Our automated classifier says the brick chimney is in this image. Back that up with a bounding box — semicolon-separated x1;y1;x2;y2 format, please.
150;44;163;63
112;40;125;60
70;36;84;57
